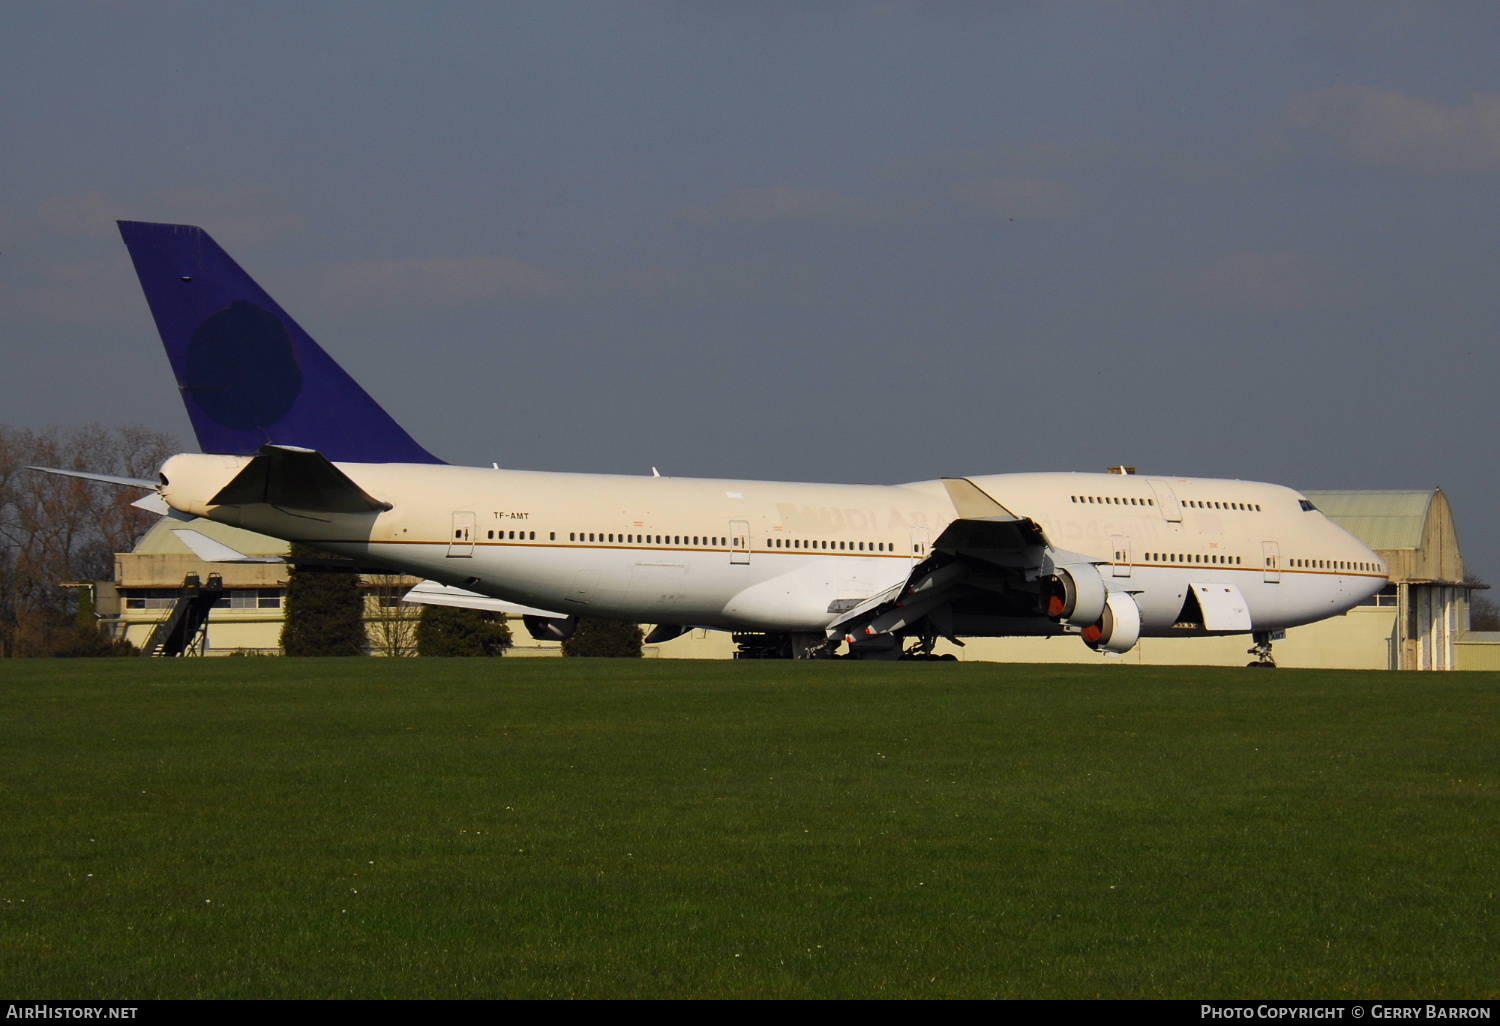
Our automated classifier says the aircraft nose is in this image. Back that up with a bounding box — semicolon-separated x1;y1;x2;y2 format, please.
1353;542;1388;603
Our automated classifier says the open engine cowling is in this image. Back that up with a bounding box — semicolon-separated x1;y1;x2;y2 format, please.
1080;592;1142;654
1039;563;1108;628
523;614;577;642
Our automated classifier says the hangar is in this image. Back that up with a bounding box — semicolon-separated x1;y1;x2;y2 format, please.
94;488;1497;669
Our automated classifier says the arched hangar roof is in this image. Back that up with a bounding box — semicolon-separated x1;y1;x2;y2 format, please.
1303;489;1464;585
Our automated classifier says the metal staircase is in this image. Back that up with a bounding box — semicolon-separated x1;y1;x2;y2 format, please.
140;573;223;657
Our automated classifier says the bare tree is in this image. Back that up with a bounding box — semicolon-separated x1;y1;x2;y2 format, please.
1465;575;1500;632
0;423;178;656
365;574;421;657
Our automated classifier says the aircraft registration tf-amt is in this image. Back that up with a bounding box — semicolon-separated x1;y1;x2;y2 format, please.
41;222;1389;665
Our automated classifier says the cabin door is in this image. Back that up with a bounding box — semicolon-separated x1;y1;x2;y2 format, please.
909;526;930;564
1262;541;1281;583
1147;479;1183;522
1111;535;1132;578
729;520;751;565
448;511;475;557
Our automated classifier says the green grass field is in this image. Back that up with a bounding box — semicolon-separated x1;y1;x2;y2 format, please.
2;658;1497;999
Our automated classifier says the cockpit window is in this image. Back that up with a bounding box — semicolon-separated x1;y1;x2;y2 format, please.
1299;499;1317;512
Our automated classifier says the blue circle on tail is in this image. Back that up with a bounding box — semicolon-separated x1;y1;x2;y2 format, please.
184;301;303;430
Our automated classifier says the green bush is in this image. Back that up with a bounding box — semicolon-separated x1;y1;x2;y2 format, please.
415;605;512;657
561;618;643;657
280;545;366;656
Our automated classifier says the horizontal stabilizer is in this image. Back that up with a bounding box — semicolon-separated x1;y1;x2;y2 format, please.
402;580;570;619
209;445;391;514
131;492;194;520
27;466;155;489
171;529;287;564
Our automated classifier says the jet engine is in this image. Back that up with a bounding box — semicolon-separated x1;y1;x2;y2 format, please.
523;614;577;642
1080;592;1142;655
1039;563;1108;628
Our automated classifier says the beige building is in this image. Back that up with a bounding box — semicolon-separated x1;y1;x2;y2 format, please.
97;519;420;656
99;518;291;654
101;489;1497;668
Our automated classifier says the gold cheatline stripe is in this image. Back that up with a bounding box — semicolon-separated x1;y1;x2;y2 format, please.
303;540;1382;573
306;539;917;558
1122;562;1385;578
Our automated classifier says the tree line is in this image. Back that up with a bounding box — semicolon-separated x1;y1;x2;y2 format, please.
0;424;177;657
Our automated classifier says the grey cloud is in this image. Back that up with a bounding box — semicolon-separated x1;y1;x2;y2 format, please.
610;258;824;308
947;176;1083;221
1288;84;1500;174
681;186;887;227
1194;251;1348;313
312;255;570;316
36;188;304;244
0;258;138;327
886;140;1120;182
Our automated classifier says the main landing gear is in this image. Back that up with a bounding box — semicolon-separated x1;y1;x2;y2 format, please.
1246;630;1277;668
901;634;958;662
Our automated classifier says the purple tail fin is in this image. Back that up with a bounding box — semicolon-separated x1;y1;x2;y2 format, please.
118;221;443;464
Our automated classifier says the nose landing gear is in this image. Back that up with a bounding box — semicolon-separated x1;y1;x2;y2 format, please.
1247;630;1277;668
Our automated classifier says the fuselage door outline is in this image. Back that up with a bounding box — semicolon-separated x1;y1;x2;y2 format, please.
1263;540;1281;584
448;511;475;557
730;520;750;565
1147;479;1183;522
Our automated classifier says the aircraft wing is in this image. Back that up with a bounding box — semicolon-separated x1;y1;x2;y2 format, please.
831;477;1062;643
401;580;571;620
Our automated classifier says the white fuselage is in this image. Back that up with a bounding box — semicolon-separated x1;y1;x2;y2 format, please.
159;455;1387;637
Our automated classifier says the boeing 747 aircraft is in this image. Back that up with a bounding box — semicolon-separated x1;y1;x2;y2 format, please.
38;222;1389;664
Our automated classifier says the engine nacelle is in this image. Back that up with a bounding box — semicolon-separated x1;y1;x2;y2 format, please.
1039;563;1108;628
1081;591;1142;655
523;614;577;642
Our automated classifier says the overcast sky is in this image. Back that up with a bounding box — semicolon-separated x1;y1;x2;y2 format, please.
2;2;1497;580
